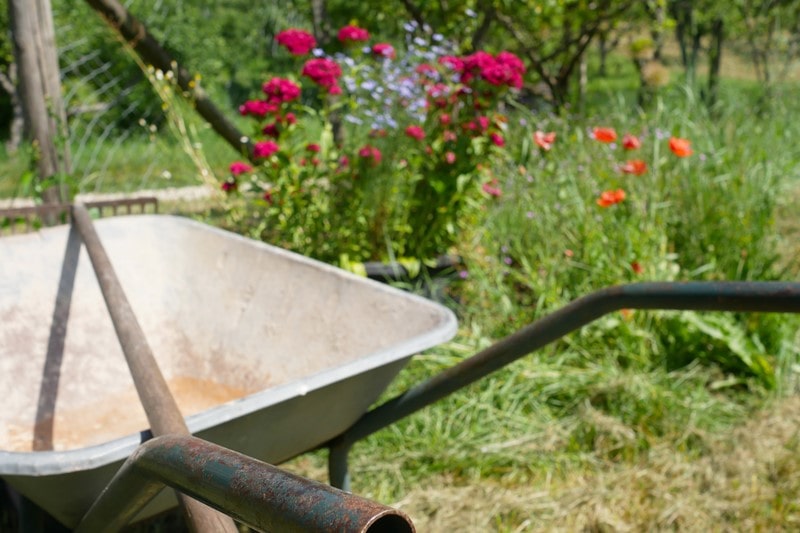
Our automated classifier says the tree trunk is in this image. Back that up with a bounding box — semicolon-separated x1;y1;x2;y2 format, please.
598;32;608;77
705;17;724;108
310;0;332;47
0;63;24;153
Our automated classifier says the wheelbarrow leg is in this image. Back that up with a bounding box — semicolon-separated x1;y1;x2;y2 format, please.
328;441;353;492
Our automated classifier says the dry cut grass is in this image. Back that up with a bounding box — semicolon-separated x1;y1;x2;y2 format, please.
393;395;800;532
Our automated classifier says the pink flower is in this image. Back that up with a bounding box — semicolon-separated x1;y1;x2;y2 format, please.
238;99;279;117
221;180;237;193
253;140;279;159
262;78;301;104
490;132;505;147
328;84;342;95
229;161;252;176
477;116;491;131
372;43;396;59
280;113;297;125
445;151;456;164
306;143;321;152
482;181;502;197
438;56;464;72
440;113;451;125
276;29;317;56
302;58;342;90
358;145;382;165
534;131;556;151
443;130;457;142
338;25;370;43
405;125;425;140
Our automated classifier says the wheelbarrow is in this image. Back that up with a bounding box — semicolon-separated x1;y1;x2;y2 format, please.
1;207;798;531
0;208;455;530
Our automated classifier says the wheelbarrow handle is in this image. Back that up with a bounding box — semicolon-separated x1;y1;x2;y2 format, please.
328;281;800;489
71;204;238;533
76;435;414;533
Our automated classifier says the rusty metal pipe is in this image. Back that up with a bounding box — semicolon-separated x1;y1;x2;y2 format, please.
329;281;800;489
70;204;238;532
77;435;414;533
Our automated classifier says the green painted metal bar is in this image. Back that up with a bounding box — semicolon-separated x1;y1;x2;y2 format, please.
328;281;800;489
76;435;414;533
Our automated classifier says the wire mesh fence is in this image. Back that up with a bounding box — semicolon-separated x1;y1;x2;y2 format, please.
34;0;309;197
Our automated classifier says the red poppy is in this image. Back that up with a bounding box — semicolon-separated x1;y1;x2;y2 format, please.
533;131;556;151
669;137;693;157
596;188;626;207
622;133;641;150
593;127;617;143
620;159;647;175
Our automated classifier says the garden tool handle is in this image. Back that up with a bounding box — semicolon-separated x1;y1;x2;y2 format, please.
71;203;238;533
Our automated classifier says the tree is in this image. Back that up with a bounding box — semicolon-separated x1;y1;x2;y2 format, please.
496;0;635;107
735;0;800;97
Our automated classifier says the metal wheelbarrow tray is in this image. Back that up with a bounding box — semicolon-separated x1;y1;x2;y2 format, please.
0;215;457;527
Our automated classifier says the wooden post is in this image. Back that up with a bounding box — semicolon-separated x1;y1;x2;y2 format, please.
8;0;71;207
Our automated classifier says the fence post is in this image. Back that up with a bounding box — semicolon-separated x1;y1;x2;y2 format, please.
8;0;71;208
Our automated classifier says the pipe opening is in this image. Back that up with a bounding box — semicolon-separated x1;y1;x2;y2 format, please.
364;512;415;533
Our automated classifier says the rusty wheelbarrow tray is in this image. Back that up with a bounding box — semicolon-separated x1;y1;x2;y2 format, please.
0;214;457;528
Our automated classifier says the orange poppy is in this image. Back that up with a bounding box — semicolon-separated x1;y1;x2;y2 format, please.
533;130;556;151
596;188;626;207
593;127;617;143
622;133;641;150
669;137;693;157
621;159;647;175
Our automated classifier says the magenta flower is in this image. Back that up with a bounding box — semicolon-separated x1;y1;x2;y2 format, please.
405;125;425;140
338;25;369;43
306;143;321;152
358;145;382;165
262;78;301;104
490;132;505;147
229;161;252;176
253;140;279;159
276;29;317;55
238;99;279;117
482;181;502;197
302;58;342;90
372;43;396;59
